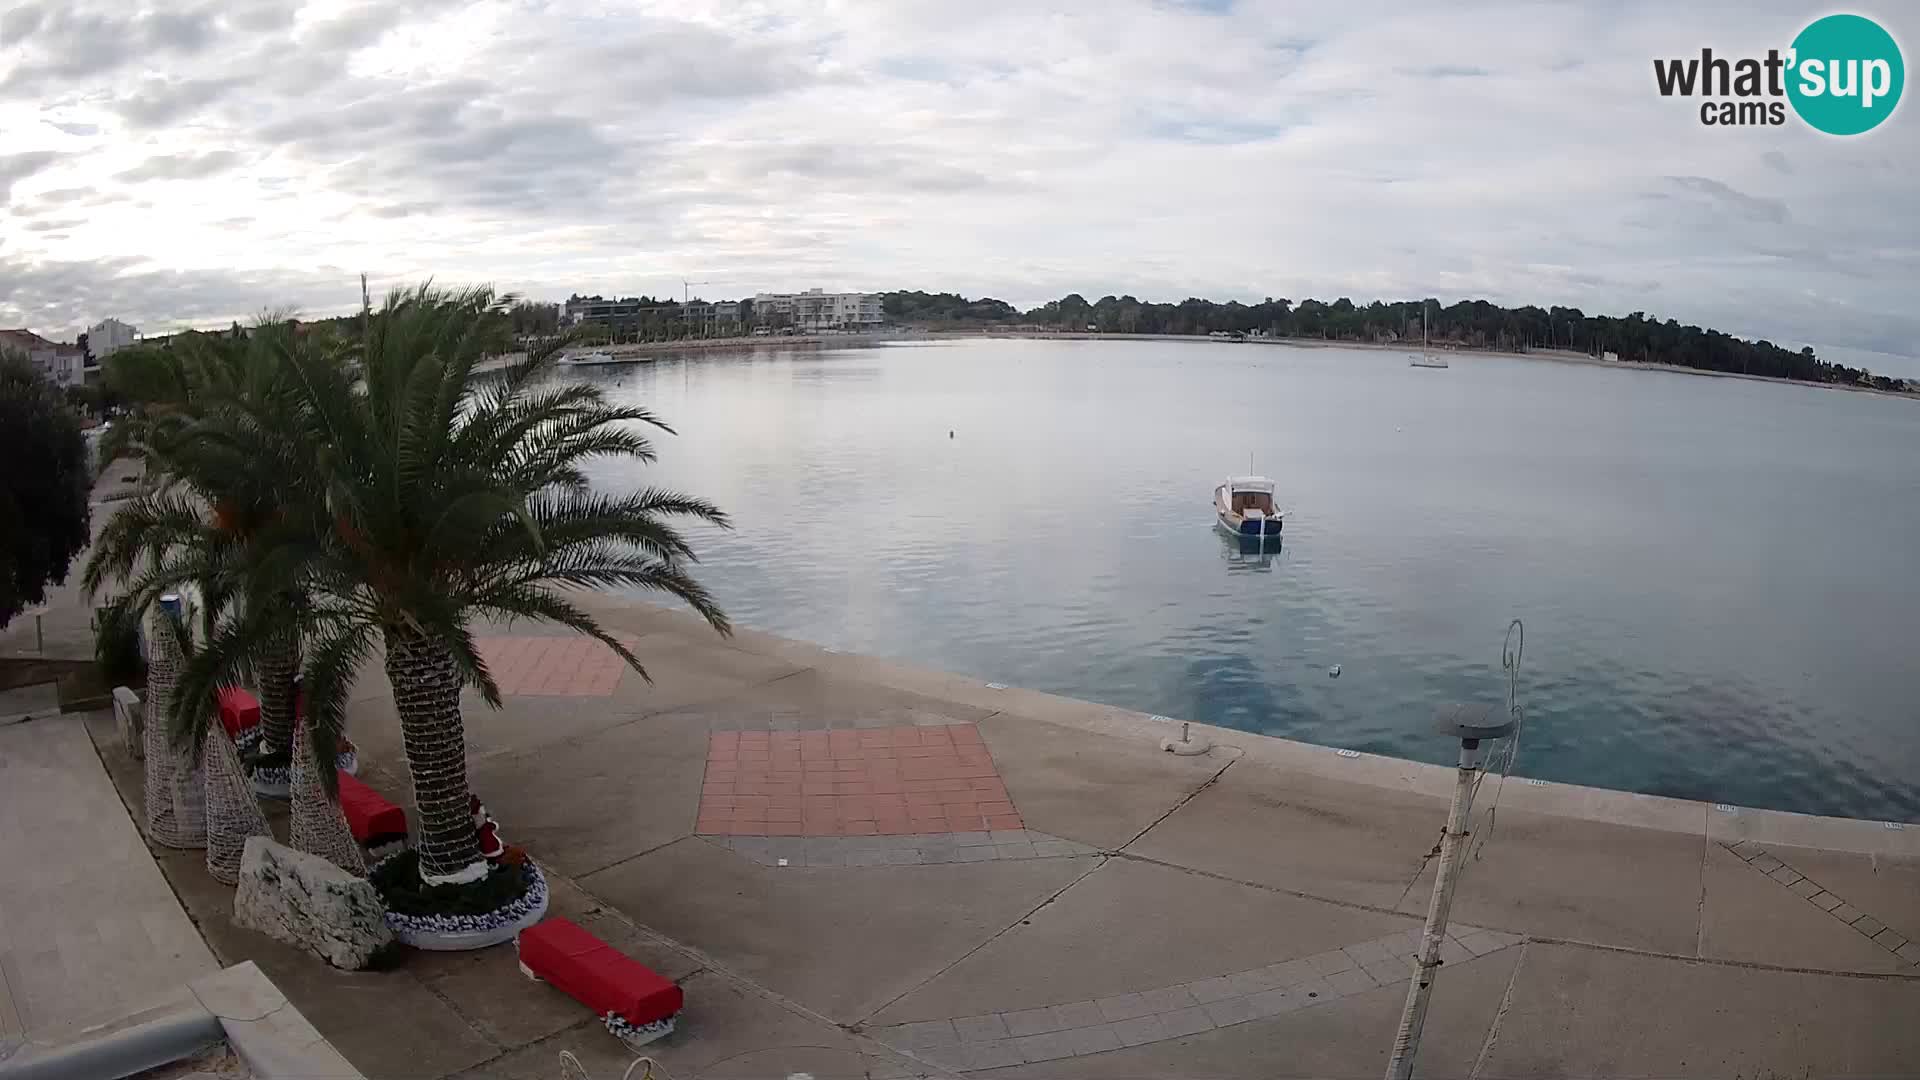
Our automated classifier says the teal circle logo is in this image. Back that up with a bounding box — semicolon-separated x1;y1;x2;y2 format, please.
1787;14;1904;135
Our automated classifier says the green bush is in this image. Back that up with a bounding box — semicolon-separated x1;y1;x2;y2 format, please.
94;596;147;686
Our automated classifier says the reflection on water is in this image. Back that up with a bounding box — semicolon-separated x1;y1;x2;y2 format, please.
572;338;1920;822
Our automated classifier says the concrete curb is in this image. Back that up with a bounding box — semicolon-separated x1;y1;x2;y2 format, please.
0;963;363;1080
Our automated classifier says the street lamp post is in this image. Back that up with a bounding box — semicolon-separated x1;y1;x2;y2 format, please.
1383;703;1515;1080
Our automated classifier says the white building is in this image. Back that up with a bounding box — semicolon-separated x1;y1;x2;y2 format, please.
751;289;883;332
0;328;86;387
89;317;138;357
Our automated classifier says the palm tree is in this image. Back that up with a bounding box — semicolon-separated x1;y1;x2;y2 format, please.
187;284;730;892
89;327;312;762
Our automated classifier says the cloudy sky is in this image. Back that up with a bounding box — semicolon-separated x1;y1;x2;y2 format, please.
2;1;1916;373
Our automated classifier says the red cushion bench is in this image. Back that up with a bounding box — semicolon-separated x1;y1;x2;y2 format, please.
336;771;408;852
217;687;261;744
517;917;681;1047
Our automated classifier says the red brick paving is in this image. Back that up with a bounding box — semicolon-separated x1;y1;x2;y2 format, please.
477;635;638;697
696;725;1025;836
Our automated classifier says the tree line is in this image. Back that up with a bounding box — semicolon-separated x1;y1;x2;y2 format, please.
881;291;1898;390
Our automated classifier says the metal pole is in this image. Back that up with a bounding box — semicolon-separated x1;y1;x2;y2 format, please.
1384;736;1486;1080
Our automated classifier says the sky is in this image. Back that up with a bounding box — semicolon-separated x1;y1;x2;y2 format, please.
2;1;1917;375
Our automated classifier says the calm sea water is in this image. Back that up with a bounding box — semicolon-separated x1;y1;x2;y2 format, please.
570;338;1920;823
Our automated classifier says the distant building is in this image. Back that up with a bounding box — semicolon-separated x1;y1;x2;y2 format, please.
560;296;680;334
0;328;87;387
88;317;138;357
751;289;883;332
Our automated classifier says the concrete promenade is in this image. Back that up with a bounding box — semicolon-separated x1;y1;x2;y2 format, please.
74;592;1920;1078
0;714;218;1055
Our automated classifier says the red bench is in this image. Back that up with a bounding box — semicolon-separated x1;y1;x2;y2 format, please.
217;687;261;745
336;771;408;853
517;917;681;1047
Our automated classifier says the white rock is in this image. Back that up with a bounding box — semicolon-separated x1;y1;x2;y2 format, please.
233;836;392;970
113;686;144;759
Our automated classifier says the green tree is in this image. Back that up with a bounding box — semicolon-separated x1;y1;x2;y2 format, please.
0;349;92;627
184;284;731;892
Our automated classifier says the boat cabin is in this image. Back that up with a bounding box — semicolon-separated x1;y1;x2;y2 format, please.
1223;475;1276;515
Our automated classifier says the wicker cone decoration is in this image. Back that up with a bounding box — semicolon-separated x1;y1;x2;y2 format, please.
204;726;271;885
142;609;205;849
290;727;367;875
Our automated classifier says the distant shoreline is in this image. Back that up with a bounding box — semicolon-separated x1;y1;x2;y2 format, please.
486;328;1915;402
956;329;1920;402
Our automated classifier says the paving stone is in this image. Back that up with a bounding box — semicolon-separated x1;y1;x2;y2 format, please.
989;830;1032;845
951;831;995;847
1003;1005;1066;1037
1051;1000;1105;1030
891;1019;959;1048
1228;968;1279;995
1809;891;1845;912
1095;992;1154;1022
1871;928;1907;951
804;849;847;867
1289;977;1337;1004
1788;877;1824;899
1245;987;1305;1019
916;1043;969;1072
1032;839;1084;858
1852;915;1887;938
1157;1006;1217;1038
1458;931;1503;956
995;841;1039;860
1767;865;1803;886
1367;960;1413;987
1013;1030;1082;1062
1306;948;1356;975
884;848;924;865
1108;1012;1169;1048
1066;1024;1122;1055
953;1012;1011;1043
1830;903;1863;924
1184;975;1239;1003
1325;967;1381;996
1266;958;1321;986
844;850;891;867
954;846;997;863
1138;986;1200;1013
1751;854;1785;873
963;1039;1028;1070
1897;941;1920;964
1201;995;1259;1027
1344;939;1396;967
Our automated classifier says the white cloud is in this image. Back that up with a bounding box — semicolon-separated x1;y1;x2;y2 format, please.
0;0;1914;372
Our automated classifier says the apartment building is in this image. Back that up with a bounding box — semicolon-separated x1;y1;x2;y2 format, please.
751;289;883;332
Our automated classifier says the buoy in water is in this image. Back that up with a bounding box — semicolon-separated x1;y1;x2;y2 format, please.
1328;664;1342;678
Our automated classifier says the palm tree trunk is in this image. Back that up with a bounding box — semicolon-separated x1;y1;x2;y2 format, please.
383;627;482;884
257;623;299;753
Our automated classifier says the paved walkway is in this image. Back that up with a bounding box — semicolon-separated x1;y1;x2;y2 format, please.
0;713;217;1055
77;593;1920;1078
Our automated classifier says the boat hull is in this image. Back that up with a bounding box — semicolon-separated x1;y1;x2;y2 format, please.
1217;510;1283;536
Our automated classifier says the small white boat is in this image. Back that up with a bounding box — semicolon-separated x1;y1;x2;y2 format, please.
563;351;628;366
1215;475;1283;536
